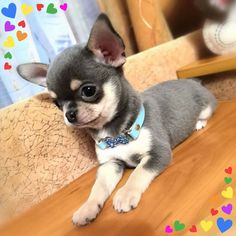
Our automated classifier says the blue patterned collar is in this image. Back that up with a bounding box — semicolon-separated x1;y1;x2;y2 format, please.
96;105;145;150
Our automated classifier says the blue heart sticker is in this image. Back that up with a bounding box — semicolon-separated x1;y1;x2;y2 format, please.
217;217;233;233
1;3;17;19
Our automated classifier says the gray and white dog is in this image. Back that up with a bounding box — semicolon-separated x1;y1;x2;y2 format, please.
17;14;217;226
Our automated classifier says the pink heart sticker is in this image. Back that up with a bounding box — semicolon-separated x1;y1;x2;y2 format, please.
165;225;173;233
60;3;68;11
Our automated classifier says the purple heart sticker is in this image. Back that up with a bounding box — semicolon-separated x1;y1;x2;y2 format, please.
4;21;15;32
60;3;68;11
165;225;173;233
222;203;233;215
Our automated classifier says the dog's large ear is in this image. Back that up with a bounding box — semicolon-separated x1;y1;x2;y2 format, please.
87;13;126;67
17;63;49;87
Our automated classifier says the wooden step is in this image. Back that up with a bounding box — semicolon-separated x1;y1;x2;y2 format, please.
177;53;236;79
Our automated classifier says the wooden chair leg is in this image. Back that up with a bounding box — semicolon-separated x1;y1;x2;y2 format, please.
126;0;173;51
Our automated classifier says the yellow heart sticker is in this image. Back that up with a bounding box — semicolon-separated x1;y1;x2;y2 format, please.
21;3;33;15
221;186;233;199
3;36;15;48
200;220;213;232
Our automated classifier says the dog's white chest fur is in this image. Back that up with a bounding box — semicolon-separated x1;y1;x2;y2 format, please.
95;127;152;166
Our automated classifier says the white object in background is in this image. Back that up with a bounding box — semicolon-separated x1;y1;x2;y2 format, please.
203;2;236;55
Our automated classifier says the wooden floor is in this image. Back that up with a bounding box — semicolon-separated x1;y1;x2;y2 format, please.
1;101;236;236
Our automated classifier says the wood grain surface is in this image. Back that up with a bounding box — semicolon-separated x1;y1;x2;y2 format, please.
177;54;236;79
1;101;236;236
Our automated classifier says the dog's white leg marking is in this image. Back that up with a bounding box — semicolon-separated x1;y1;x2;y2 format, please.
113;156;159;213
195;105;213;131
199;105;213;120
72;160;124;226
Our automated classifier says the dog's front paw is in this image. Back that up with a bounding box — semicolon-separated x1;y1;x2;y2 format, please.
113;186;142;213
72;200;102;226
195;120;207;131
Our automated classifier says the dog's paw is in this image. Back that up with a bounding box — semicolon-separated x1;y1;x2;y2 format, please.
113;186;142;213
72;200;102;226
195;120;207;131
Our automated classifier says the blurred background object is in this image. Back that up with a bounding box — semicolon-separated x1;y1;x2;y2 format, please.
98;0;205;51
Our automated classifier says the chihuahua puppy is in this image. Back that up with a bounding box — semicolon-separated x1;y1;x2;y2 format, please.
17;14;217;226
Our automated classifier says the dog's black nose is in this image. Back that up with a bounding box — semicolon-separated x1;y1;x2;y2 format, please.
66;111;77;123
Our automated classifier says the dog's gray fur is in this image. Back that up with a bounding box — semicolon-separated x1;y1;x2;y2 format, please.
17;14;217;226
142;80;217;149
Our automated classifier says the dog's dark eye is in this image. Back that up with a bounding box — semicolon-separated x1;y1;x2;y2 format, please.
80;84;97;101
82;85;96;97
